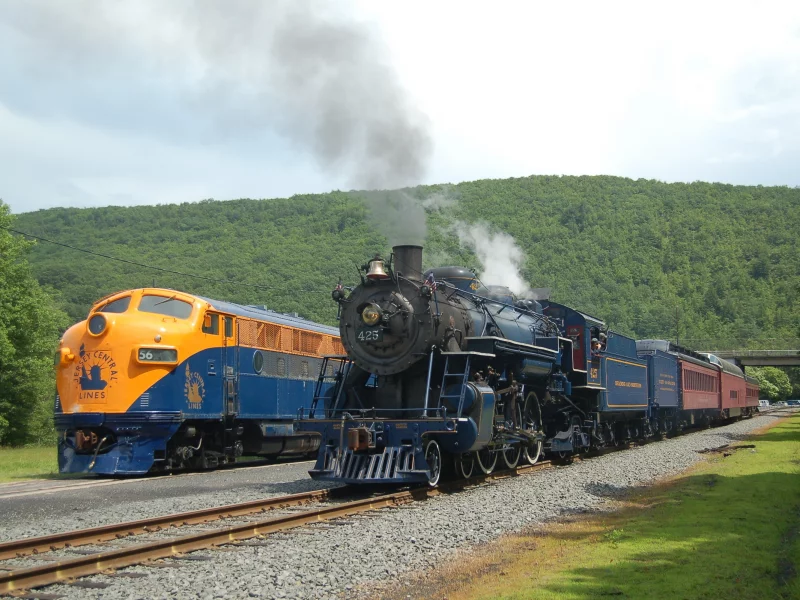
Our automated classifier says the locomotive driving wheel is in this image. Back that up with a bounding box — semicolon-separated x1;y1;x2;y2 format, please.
502;443;522;469
455;452;475;480
476;447;497;474
425;440;442;487
522;391;543;465
502;400;524;468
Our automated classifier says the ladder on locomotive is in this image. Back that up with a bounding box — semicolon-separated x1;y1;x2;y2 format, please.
438;354;473;417
309;356;352;418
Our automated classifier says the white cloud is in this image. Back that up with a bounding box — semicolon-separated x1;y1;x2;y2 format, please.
0;103;338;211
361;0;800;183
1;0;799;214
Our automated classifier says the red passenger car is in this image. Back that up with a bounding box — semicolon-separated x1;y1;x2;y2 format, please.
679;358;720;412
704;354;756;419
745;376;760;411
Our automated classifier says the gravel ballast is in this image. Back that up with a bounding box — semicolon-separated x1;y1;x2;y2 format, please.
3;412;789;600
0;460;331;543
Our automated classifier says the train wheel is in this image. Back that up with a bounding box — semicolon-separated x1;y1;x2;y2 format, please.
525;441;542;465
502;443;522;469
553;450;574;465
425;440;442;487
522;391;544;465
604;424;615;447
476;447;497;475
455;452;475;480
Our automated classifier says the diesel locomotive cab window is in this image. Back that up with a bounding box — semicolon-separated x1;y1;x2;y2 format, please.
203;314;220;335
96;296;131;314
138;295;193;319
224;316;233;338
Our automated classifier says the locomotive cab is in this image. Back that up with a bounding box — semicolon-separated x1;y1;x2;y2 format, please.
541;301;606;386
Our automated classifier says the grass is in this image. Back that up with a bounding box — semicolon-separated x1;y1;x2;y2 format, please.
0;446;70;482
389;414;800;600
0;447;307;484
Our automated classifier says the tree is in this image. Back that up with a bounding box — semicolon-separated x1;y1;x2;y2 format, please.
0;201;69;445
748;366;793;402
13;175;800;347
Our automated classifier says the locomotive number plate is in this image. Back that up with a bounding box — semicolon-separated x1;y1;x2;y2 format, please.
357;328;383;343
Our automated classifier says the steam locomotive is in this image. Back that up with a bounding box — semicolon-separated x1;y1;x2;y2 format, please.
298;245;758;486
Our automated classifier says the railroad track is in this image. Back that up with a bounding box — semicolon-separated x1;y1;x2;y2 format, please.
0;460;554;596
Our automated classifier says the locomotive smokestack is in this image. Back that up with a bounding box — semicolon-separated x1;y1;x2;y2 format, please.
392;245;423;282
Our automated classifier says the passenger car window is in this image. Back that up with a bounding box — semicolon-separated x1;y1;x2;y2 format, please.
138;295;193;319
96;296;131;313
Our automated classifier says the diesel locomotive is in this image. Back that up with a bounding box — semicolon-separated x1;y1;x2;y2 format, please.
55;288;343;475
298;245;758;486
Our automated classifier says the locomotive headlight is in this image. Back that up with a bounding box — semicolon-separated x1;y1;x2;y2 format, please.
361;303;382;326
88;314;107;336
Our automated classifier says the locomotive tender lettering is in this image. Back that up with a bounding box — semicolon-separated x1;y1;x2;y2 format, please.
614;380;643;388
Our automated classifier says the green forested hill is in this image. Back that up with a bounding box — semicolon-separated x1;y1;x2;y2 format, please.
14;175;800;350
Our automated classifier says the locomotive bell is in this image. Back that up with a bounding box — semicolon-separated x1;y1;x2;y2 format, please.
366;256;389;280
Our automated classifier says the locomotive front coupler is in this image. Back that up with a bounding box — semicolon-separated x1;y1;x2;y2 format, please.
346;421;387;452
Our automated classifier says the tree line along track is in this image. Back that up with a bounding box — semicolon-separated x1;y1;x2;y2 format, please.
0;460;556;595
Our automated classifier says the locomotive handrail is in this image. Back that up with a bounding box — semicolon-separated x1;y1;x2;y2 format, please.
318;406;451;419
423;348;436;417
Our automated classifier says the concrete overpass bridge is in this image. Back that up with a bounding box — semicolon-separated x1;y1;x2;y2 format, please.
700;349;800;367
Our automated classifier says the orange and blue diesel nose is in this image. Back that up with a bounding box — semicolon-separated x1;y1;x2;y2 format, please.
55;303;186;474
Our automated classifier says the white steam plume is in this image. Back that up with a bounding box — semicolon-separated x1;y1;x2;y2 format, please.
453;221;532;297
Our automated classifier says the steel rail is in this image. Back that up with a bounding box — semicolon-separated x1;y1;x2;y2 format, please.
0;488;434;594
0;458;555;564
0;459;556;593
0;488;334;561
0;419;772;595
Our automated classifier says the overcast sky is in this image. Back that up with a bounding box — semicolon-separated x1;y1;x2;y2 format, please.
1;0;799;214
